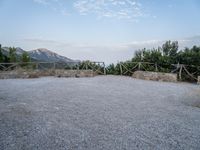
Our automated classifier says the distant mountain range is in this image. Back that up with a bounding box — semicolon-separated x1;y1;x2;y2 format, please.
1;47;78;63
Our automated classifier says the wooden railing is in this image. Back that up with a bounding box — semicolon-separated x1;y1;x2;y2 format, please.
0;61;106;75
118;62;200;81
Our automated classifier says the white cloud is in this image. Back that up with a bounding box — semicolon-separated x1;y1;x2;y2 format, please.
33;0;70;16
73;0;144;20
32;0;146;20
22;36;200;64
33;0;48;5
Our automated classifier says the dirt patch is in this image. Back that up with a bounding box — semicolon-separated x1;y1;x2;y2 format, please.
183;89;200;108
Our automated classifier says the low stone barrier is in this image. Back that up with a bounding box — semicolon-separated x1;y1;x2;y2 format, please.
0;70;53;79
198;76;200;85
55;70;94;78
0;72;29;79
0;69;94;79
132;71;177;82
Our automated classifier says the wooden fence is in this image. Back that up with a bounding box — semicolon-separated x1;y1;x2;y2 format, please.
0;61;106;75
118;62;200;81
0;61;199;81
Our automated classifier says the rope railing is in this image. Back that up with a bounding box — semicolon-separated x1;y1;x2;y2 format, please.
118;62;200;81
0;61;199;81
0;61;106;75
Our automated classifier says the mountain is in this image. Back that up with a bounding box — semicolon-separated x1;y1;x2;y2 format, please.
2;47;26;56
28;48;75;63
1;47;77;63
15;47;26;55
1;47;27;61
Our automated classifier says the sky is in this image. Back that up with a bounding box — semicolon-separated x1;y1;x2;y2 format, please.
0;0;200;64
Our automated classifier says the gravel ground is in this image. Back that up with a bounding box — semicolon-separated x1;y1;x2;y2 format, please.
0;76;200;150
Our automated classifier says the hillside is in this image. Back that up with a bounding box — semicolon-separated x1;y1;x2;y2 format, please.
1;47;77;63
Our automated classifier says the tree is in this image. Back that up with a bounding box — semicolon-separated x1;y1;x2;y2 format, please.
132;48;145;62
21;52;30;62
9;47;17;62
161;41;179;64
0;44;4;63
106;63;118;75
162;40;178;57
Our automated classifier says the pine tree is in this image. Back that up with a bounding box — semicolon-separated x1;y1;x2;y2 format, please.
0;44;4;63
9;47;17;62
21;52;30;62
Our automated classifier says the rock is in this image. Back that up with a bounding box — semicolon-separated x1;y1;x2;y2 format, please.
198;76;200;85
132;71;177;82
0;69;95;79
55;70;94;78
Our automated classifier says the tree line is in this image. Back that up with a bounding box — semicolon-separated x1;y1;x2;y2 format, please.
1;41;200;81
106;41;200;81
0;44;30;63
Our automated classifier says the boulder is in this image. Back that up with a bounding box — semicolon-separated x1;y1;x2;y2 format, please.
55;70;94;78
132;71;177;82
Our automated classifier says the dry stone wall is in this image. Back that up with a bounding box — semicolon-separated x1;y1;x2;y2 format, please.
55;70;94;78
0;69;94;79
132;71;177;82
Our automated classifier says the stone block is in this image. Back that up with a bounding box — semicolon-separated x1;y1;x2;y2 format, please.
132;71;177;82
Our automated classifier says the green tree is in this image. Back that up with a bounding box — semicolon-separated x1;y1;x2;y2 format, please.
0;44;4;63
9;47;17;62
132;48;145;62
162;41;179;64
106;41;200;81
106;63;118;75
162;41;178;56
21;52;30;62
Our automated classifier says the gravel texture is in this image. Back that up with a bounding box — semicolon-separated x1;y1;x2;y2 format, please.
0;76;200;150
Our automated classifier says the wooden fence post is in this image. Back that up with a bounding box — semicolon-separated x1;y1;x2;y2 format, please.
86;63;88;70
155;63;158;72
179;65;183;81
36;63;39;70
103;62;106;75
138;62;141;70
119;63;123;75
53;62;56;70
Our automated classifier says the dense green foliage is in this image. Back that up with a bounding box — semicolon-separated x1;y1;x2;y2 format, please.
9;47;17;62
1;42;200;81
0;45;31;70
79;60;105;74
106;41;200;81
21;52;30;63
131;41;200;66
0;44;4;63
0;45;31;63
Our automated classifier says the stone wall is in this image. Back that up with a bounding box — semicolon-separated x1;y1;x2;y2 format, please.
0;69;94;79
198;76;200;85
0;70;39;79
55;70;94;78
132;71;177;82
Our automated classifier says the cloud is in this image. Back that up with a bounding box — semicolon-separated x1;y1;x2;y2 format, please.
33;0;48;5
24;38;62;45
22;36;200;63
33;0;70;16
73;0;144;20
32;0;146;21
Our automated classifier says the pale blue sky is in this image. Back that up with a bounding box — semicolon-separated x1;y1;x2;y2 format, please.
0;0;200;63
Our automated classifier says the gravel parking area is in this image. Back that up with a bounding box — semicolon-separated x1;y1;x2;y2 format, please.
0;76;200;150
